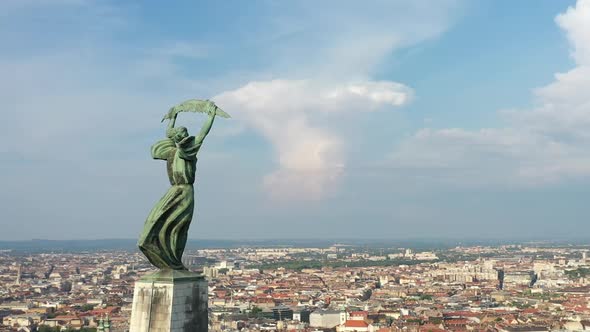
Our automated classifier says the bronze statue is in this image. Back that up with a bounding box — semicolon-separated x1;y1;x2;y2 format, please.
138;100;230;270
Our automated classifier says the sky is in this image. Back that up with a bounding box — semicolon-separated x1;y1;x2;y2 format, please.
1;0;590;241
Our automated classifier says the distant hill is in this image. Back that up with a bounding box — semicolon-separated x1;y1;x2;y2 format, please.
0;238;346;252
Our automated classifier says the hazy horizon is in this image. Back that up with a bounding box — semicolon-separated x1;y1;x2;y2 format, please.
2;236;590;244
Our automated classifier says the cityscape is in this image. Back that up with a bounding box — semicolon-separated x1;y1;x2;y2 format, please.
1;242;590;331
3;0;590;331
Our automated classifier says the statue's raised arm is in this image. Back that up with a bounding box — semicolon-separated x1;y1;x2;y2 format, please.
194;102;216;146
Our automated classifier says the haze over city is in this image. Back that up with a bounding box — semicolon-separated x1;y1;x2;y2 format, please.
2;0;590;240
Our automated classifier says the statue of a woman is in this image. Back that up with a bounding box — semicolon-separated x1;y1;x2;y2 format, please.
138;102;216;270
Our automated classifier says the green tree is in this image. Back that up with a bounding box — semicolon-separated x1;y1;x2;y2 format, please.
250;306;263;318
81;304;96;312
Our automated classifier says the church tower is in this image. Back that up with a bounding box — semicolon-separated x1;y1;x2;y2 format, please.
104;314;111;332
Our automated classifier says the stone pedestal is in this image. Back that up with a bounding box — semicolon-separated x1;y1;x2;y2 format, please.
129;269;208;332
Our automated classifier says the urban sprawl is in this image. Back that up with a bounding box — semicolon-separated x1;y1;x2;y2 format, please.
1;244;590;332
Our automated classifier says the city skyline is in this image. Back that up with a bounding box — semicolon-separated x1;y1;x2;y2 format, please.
2;0;590;240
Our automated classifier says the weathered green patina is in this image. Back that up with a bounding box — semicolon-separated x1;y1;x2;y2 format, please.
138;99;228;270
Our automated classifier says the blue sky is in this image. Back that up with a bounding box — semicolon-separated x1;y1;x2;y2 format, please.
1;0;589;241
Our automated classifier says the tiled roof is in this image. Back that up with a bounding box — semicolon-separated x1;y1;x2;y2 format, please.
345;320;369;328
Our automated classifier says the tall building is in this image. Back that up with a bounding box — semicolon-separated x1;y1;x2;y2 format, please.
310;309;348;328
15;265;21;286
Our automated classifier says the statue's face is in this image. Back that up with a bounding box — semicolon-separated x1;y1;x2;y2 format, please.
173;127;189;143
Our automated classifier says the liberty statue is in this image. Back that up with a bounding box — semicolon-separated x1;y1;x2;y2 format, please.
138;100;230;270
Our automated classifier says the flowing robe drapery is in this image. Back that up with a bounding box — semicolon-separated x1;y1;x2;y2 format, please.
138;136;201;270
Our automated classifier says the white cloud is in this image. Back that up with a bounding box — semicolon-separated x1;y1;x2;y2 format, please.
326;81;412;107
390;0;590;188
391;127;590;187
215;79;412;199
556;0;590;65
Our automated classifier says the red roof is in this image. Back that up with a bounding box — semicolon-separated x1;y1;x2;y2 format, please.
345;320;369;328
445;319;469;326
444;311;480;317
420;325;445;332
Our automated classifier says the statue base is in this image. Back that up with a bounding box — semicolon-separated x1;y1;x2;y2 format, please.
129;269;208;332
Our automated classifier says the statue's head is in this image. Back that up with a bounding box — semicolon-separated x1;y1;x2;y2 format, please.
172;126;189;143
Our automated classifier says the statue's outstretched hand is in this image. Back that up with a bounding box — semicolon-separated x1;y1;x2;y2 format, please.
205;101;217;117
